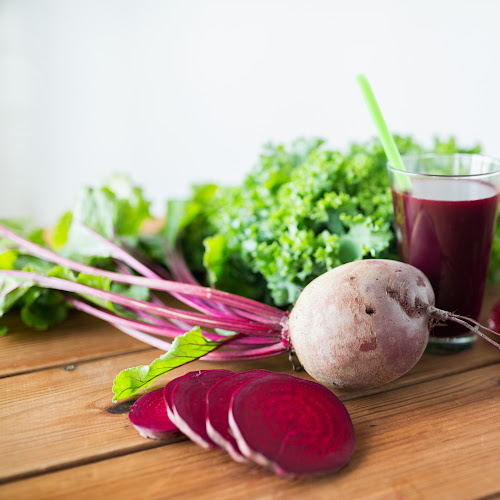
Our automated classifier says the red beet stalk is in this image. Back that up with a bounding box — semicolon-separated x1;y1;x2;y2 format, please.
0;223;289;361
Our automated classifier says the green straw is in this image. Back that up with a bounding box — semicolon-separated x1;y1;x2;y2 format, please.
356;73;405;172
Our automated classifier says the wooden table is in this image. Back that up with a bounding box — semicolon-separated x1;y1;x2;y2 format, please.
1;287;500;500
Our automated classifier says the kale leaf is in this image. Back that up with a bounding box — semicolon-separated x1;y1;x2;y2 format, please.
179;136;483;307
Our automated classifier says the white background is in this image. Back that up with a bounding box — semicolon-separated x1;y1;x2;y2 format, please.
1;0;499;224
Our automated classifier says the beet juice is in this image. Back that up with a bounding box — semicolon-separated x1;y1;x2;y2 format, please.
392;177;500;339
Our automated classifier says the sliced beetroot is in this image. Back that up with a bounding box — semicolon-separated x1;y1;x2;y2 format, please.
128;388;181;440
206;369;272;463
228;373;356;477
169;369;234;449
163;370;207;419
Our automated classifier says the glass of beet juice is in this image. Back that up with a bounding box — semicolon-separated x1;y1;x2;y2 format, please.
388;154;500;353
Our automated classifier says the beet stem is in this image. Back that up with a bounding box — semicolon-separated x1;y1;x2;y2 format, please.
0;223;284;321
68;296;226;341
112;321;286;361
165;241;273;323
110;324;173;351
0;223;292;364
429;307;500;350
2;269;280;336
88;225;243;318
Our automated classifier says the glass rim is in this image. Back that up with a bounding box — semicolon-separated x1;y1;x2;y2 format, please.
387;153;500;179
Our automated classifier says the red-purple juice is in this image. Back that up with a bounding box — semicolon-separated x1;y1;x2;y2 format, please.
392;177;500;337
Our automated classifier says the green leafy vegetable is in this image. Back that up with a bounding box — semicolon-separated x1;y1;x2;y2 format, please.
0;250;17;270
112;326;226;401
0;265;69;332
0;275;34;318
178;136;483;307
0;218;45;247
48;266;150;312
0;245;71;332
20;287;69;330
0;176;153;332
52;173;151;262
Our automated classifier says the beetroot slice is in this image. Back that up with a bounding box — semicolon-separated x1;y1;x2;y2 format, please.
163;370;207;418
163;371;210;439
206;370;272;463
128;388;181;440
228;373;356;477
169;369;234;449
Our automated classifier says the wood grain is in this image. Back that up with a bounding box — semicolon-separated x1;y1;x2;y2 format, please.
1;284;500;498
0;312;149;377
1;363;499;500
0;349;295;482
1;329;500;485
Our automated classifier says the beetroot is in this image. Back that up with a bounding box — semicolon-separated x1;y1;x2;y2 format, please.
206;369;272;462
288;259;500;390
228;372;356;477
167;369;234;449
128;388;181;440
288;260;434;390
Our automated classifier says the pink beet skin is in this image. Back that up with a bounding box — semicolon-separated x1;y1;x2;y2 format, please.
128;388;181;440
289;259;434;390
228;373;356;477
167;369;234;449
206;369;273;463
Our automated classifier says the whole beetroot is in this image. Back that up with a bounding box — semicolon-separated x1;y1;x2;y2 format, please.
288;259;435;390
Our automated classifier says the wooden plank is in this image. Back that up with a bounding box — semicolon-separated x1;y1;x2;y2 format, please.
1;334;500;485
2;363;500;500
0;285;499;484
0;312;149;377
0;350;292;483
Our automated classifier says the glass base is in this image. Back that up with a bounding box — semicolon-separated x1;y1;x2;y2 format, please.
426;333;477;354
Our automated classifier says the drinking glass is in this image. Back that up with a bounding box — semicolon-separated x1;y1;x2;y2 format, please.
387;154;500;352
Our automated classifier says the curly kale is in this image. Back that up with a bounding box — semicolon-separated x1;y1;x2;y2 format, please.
179;136;484;308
